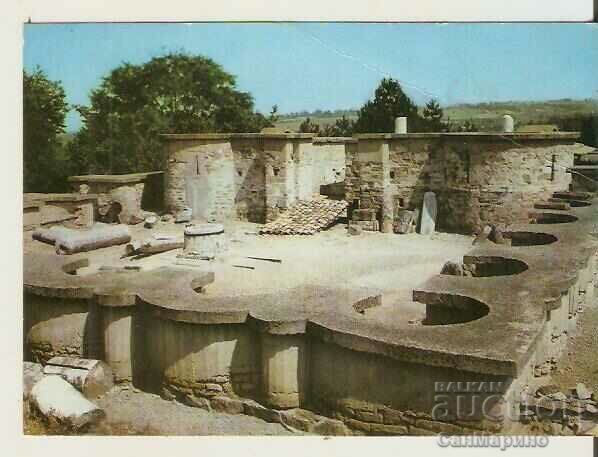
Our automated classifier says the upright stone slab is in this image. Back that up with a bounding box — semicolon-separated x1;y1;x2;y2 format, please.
419;192;437;235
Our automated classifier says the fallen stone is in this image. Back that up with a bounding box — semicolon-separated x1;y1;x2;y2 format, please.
30;375;105;429
279;409;318;432
242;399;281;423
175;207;193;223
472;225;492;245
348;224;362;236
210;396;244;415
34;223;131;255
144;215;159;228
23;362;45;400
310;417;351;436
184;394;211;411
549;392;568;401
440;261;464;276
161;214;174;223
536;384;561;397
43;356;113;399
198;383;223;397
394;209;416;234
576;383;592;400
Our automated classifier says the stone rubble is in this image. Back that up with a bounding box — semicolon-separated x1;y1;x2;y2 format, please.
259;198;348;235
518;383;598;434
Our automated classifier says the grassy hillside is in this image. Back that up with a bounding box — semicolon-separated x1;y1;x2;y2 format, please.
275;99;598;133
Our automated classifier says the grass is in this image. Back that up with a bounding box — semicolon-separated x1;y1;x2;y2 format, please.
275;99;598;133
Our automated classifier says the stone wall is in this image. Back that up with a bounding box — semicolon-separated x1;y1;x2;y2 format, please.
164;138;236;222
23;240;598;435
162;134;349;223
347;133;583;233
309;138;348;195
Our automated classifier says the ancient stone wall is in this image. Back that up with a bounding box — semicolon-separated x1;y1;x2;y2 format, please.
163;134;345;223
347;133;581;233
231;138;267;222
309;138;348;194
164;137;236;222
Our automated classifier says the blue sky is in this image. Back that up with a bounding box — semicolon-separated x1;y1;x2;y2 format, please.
24;23;598;132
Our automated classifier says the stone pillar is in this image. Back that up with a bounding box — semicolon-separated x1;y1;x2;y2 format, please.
350;138;391;231
394;117;407;134
502;115;514;133
260;333;308;409
98;294;137;383
183;223;226;259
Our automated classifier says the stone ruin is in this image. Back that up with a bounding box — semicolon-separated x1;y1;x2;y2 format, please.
22;124;598;436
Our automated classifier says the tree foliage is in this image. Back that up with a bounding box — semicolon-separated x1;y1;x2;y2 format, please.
70;53;274;174
422;98;445;132
353;78;427;133
23;68;69;192
299;115;355;137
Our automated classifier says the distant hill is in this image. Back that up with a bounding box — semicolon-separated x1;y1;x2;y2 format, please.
275;99;598;133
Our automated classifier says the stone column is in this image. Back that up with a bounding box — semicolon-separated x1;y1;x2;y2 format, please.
351;137;391;231
97;294;137;383
260;333;308;409
394;117;407;134
183;223;226;260
502;115;514;133
263;137;295;222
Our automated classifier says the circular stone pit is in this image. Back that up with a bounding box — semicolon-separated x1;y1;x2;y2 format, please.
500;231;558;247
529;212;578;225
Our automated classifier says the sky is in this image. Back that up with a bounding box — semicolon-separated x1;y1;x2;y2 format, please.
23;22;598;132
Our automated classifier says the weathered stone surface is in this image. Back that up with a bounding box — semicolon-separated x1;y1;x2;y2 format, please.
347;224;362;236
279;408;318;432
242;399;281;423
175;207;192;223
536;384;562;397
440;261;464;276
33;223;131;255
576;383;592;400
30;375;105;429
419;191;437;235
311;418;351;436
184;394;211;411
210;396;244;414
416;418;466;435
394;209;416;234
408;425;437;436
43;356;113;399
369;423;409;435
23;362;45;400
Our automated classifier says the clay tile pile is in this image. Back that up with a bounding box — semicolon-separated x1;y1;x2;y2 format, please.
260;199;348;235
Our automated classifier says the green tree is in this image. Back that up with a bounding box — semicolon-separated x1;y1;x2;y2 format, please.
298;117;320;135
321;115;355;137
23;68;69;192
70;52;272;174
422;98;445;132
581;115;598;147
353;78;422;133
